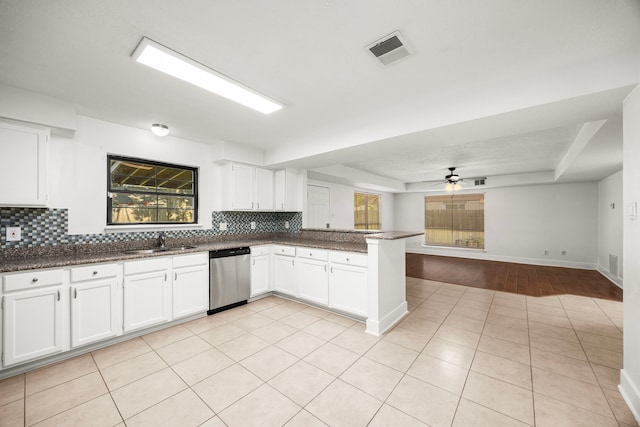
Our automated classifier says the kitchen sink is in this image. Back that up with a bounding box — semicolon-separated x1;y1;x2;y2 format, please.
123;245;197;255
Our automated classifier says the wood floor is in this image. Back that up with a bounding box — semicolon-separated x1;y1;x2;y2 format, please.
406;253;623;302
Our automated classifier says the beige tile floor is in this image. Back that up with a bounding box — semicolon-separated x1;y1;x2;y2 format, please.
0;277;637;427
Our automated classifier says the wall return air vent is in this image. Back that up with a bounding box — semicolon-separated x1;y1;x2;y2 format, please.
367;31;413;66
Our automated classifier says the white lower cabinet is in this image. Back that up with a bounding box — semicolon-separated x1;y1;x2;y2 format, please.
70;263;121;348
297;248;329;306
123;258;171;333
250;246;271;297
273;245;296;296
329;251;368;317
329;263;368;317
2;268;66;367
172;253;208;319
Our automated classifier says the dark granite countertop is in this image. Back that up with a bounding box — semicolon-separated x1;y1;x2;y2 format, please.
0;230;421;273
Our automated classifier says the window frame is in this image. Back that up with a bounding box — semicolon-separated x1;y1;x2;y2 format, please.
424;193;485;249
107;155;198;226
354;191;381;230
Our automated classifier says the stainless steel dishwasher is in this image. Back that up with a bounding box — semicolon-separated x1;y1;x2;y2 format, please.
208;247;251;314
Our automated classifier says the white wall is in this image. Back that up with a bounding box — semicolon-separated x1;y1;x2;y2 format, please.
50;116;218;234
307;179;395;231
621;85;640;423
598;171;623;286
396;183;599;268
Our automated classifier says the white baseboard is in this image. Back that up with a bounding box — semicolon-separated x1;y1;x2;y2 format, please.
596;265;623;288
366;301;408;337
620;369;640;425
406;247;597;270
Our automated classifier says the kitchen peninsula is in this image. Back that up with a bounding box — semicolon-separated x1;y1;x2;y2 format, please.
0;229;420;378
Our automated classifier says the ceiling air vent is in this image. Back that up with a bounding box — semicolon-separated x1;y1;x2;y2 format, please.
474;179;486;186
367;31;412;66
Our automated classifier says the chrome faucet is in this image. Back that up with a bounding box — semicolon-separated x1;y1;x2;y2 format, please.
158;231;166;248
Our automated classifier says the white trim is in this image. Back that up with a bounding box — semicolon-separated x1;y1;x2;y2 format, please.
596;265;623;289
407;247;596;270
620;369;640;425
104;224;204;233
365;301;408;337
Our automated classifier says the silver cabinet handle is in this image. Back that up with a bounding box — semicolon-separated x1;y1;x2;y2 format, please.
253;259;255;266
346;258;349;262
292;260;295;266
74;288;77;299
331;266;333;274
257;202;259;209
164;273;167;281
324;265;327;272
32;277;38;283
57;290;60;301
93;271;98;275
174;272;177;281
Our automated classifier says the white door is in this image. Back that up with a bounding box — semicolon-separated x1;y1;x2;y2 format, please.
123;270;170;332
307;185;330;228
297;259;329;305
329;263;368;317
173;264;208;319
71;278;119;347
255;168;274;210
232;163;255;210
250;255;270;297
3;287;64;366
273;255;296;296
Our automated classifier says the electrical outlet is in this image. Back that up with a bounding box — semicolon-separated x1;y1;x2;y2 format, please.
6;226;21;241
219;222;228;231
561;250;567;255
284;221;290;229
251;221;256;230
544;250;549;255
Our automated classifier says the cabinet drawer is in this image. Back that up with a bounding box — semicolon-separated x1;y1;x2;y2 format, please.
329;251;368;267
251;245;271;256
71;263;118;282
124;257;170;275
172;252;208;269
3;268;65;292
297;247;328;261
273;245;296;257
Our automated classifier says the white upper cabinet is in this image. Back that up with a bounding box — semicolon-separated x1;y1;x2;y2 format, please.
255;168;274;210
0;120;49;207
274;169;299;211
221;162;275;211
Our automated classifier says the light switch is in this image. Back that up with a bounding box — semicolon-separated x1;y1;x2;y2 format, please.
629;202;637;220
6;226;21;241
250;221;256;230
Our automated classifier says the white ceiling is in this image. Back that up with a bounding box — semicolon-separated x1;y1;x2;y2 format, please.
1;0;639;190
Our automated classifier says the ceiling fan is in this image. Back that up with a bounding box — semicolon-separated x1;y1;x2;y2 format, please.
444;167;463;192
430;167;486;192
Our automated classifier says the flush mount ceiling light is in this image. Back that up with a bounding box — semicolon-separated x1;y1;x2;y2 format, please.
132;37;283;115
151;123;170;136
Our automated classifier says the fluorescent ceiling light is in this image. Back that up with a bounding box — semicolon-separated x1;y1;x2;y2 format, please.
132;37;283;115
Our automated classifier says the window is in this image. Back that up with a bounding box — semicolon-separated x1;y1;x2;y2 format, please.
424;194;484;248
107;155;197;225
354;192;381;230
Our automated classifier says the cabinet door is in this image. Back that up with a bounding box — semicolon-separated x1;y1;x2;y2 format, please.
274;170;286;211
0;121;49;207
3;286;64;367
250;255;270;297
123;270;170;332
255;168;274;210
70;278;120;348
231;163;255;210
297;259;329;305
273;255;296;296
329;264;368;317
173;264;208;319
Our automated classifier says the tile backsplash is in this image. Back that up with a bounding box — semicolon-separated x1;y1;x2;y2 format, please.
0;207;301;249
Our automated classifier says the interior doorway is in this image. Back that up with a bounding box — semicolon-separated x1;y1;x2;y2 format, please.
307;185;331;228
